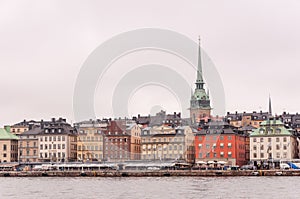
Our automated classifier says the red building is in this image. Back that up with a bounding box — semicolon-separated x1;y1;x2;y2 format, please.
194;121;248;166
103;120;141;161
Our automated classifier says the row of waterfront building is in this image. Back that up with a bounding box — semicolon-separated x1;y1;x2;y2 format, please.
1;38;299;168
0;110;300;169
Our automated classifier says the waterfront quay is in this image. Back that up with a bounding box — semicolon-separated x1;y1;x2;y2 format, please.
1;169;300;177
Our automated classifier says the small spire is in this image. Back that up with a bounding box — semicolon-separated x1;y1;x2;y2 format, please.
269;94;272;115
207;88;210;99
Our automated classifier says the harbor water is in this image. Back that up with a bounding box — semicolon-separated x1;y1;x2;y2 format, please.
0;176;299;199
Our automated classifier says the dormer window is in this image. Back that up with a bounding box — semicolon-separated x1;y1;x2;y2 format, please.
58;129;62;133
52;129;55;133
45;129;49;133
259;128;265;134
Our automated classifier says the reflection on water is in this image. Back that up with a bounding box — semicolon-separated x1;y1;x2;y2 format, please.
0;176;299;199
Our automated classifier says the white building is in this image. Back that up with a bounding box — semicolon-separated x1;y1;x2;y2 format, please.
250;119;298;163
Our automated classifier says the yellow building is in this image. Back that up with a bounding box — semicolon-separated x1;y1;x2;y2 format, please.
77;126;104;162
141;125;194;163
0;128;18;163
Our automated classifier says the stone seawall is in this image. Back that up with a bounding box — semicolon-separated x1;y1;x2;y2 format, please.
1;170;300;177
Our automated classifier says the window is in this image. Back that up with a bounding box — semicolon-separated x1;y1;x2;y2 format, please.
253;153;257;158
283;137;287;142
49;137;52;142
260;138;264;142
220;152;224;158
220;136;224;140
49;144;52;149
198;136;202;141
62;144;65;149
40;137;43;141
3;144;7;151
253;138;256;142
253;145;257;150
276;144;280;150
276;153;280;158
228;143;232;148
45;137;48;141
260;145;264;150
40;145;43;150
206;144;210;149
276;138;280;142
62;136;65;141
283;145;287;150
213;153;217;158
228;136;232;140
206;152;210;158
268;138;272;142
53;136;56;141
260;153;264;158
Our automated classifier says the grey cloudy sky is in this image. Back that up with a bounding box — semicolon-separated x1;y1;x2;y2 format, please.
1;0;300;126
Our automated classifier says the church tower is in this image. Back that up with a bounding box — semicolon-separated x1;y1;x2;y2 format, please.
190;37;211;124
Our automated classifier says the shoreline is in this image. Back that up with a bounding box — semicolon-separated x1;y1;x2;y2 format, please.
1;170;299;177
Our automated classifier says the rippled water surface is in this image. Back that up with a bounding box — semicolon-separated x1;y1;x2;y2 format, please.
0;176;299;199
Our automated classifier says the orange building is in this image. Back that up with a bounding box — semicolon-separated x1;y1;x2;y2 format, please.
195;121;248;166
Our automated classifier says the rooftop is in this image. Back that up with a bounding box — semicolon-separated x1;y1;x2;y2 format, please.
0;128;18;140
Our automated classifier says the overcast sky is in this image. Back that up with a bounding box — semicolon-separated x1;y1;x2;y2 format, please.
1;0;300;126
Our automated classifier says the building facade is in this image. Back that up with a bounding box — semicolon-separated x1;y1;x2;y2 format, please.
0;128;18;163
18;128;40;163
190;38;211;124
75;120;104;162
38;118;77;162
141;125;194;163
195;121;248;166
103;120;141;161
250;119;298;164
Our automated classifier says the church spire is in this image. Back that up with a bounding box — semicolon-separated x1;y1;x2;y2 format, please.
196;36;204;89
269;94;272;115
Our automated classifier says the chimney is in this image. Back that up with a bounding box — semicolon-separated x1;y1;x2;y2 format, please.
41;119;44;129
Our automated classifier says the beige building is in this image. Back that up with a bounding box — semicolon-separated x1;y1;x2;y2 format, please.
250;119;298;163
0;128;18;163
75;121;104;162
38;118;77;162
141;125;194;162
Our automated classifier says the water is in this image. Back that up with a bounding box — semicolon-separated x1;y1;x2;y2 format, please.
0;176;299;199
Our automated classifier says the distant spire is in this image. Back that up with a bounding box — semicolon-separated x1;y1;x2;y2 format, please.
269;94;272;115
207;88;210;99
